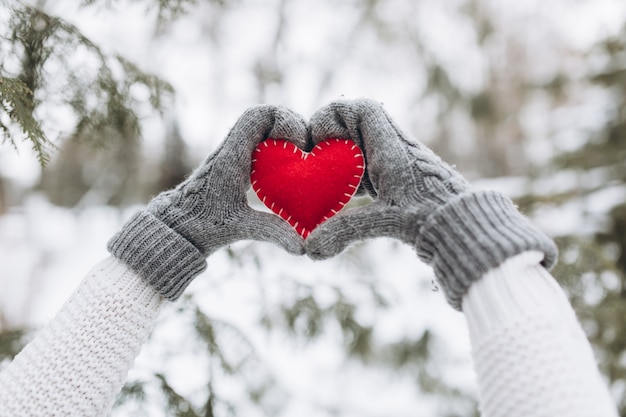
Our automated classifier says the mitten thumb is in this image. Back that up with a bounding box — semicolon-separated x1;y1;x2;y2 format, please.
305;202;419;260
238;209;305;255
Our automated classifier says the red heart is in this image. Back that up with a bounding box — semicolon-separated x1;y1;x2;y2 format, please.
250;138;365;238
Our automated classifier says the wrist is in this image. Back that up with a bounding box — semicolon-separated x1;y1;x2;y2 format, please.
107;211;207;301
462;251;569;335
415;190;558;310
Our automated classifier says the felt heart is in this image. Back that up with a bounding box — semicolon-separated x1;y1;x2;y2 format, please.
250;138;365;239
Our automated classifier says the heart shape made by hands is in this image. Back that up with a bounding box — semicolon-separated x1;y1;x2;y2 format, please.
250;138;365;239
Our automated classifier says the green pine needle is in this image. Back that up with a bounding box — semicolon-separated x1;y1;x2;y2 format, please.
0;76;52;167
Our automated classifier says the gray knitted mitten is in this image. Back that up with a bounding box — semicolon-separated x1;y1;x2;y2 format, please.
108;105;307;301
306;99;558;310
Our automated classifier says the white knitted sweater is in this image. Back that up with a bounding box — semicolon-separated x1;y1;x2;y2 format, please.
0;252;618;417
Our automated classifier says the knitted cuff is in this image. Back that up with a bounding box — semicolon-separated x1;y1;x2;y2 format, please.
416;190;558;311
107;211;207;301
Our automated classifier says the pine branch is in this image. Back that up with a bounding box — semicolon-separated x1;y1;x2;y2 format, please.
155;373;201;417
0;76;52;166
1;2;174;165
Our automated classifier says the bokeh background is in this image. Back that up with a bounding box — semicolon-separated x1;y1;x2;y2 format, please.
1;0;626;416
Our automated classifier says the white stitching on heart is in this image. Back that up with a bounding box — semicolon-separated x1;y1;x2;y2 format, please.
250;138;365;239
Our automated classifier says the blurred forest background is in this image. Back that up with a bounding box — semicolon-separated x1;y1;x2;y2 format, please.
1;0;626;416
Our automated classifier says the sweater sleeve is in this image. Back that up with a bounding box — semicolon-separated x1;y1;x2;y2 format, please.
462;251;618;417
0;257;165;417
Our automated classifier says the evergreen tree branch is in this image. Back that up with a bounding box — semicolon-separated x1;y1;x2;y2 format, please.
1;1;174;165
0;76;52;166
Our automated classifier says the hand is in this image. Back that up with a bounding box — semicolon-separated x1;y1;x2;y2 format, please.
148;105;308;255
306;99;557;310
306;98;469;258
108;105;308;300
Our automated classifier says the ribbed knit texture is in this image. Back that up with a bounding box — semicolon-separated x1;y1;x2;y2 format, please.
463;251;618;417
306;99;558;311
417;190;558;310
306;99;472;258
107;105;307;300
0;257;164;417
107;211;207;300
0;254;616;416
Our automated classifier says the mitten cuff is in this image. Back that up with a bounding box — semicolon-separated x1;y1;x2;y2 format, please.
416;190;558;310
107;211;207;301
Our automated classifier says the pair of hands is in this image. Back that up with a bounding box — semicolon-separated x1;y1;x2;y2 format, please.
148;98;469;262
110;98;556;307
